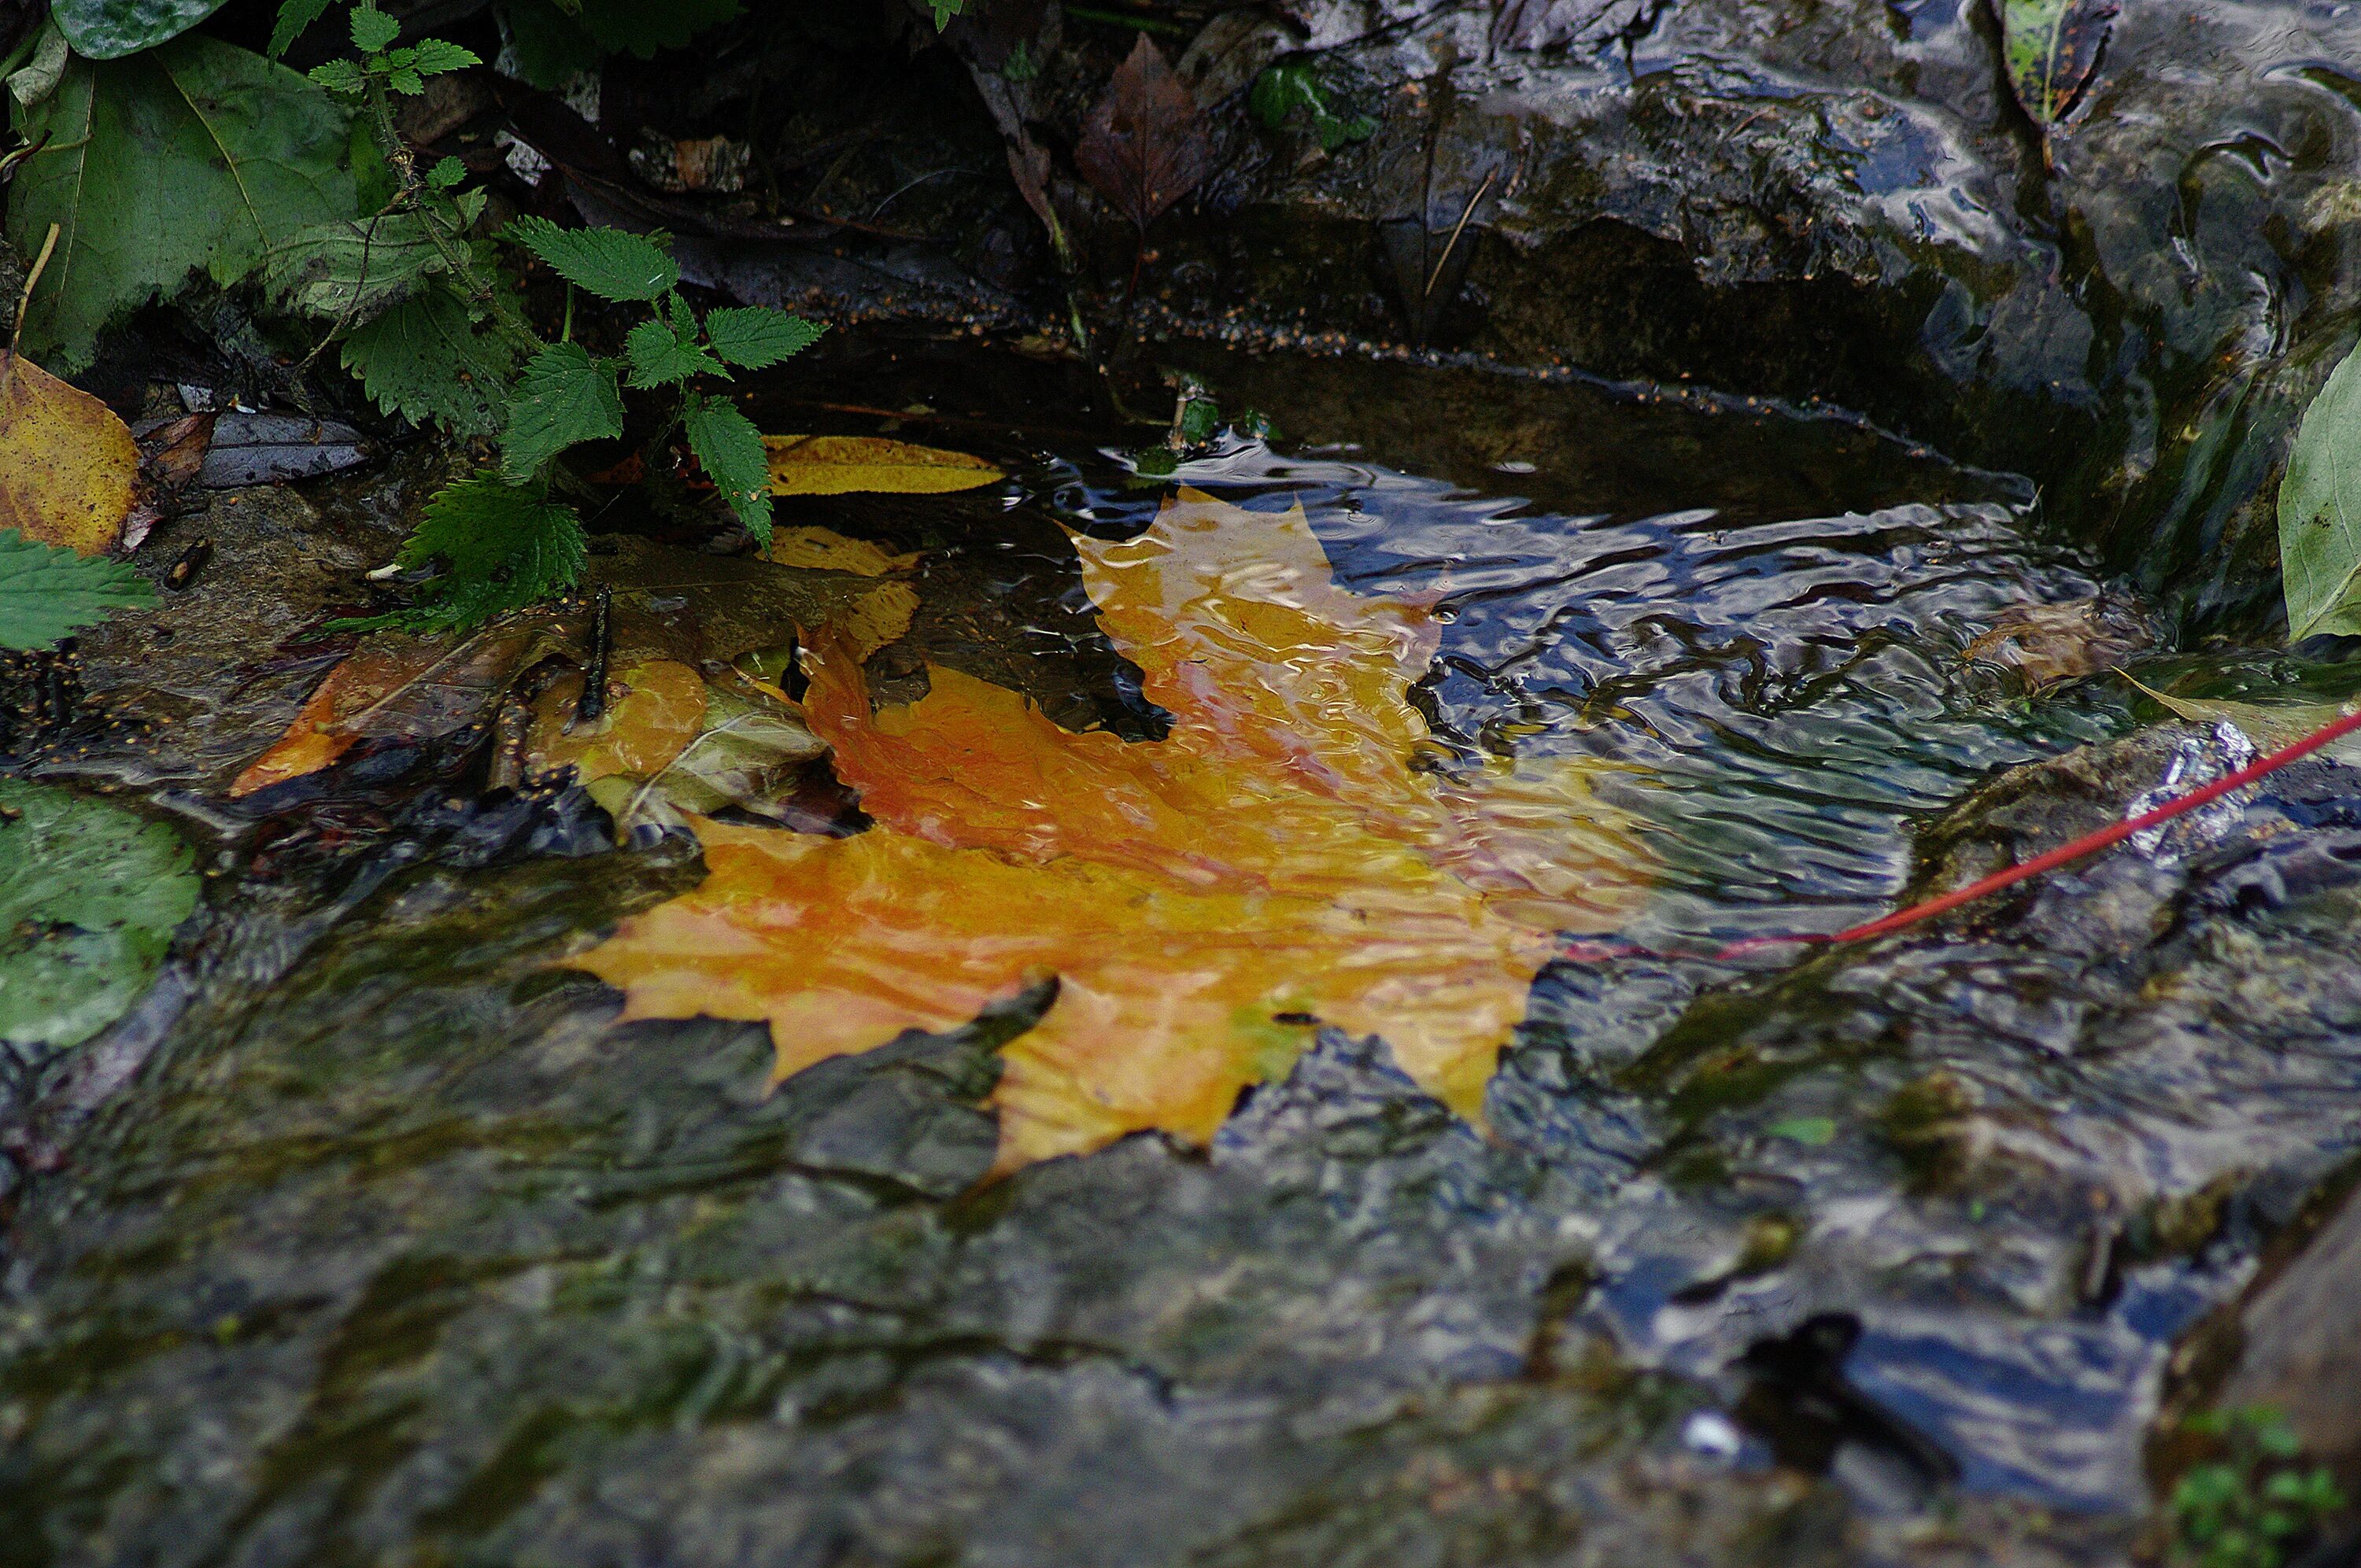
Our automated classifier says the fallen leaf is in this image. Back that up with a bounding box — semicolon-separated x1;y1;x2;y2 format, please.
231;612;578;796
2122;675;2361;766
770;525;922;577
1963;596;2155;689
194;411;371;488
1996;0;2117;128
763;435;1003;497
526;659;708;785
573;488;1653;1169
0;350;139;555
1074;34;1216;231
2281;343;2361;640
582;674;829;839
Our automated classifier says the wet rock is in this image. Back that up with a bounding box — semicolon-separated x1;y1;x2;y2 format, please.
1070;0;2361;625
2215;1181;2361;1468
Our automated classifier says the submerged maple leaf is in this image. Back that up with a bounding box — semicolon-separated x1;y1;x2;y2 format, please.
571;489;1653;1168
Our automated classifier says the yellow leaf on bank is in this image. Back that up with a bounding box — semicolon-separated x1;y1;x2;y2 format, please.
0;352;139;555
764;435;1003;496
570;488;1656;1170
770;525;922;577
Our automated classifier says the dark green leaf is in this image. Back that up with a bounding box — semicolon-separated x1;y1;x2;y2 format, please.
705;307;823;370
52;0;231;59
1997;0;2117;127
0;780;197;1053
308;57;365;92
268;0;339;56
408;38;478;76
489;0;600;87
503;216;678;303
342;286;517;437
504;342;623;478
349;4;398;51
2280;345;2361;639
7;39;359;370
623;315;725;389
427;155;467;190
0;528;156;651
683;393;773;546
341;477;586;632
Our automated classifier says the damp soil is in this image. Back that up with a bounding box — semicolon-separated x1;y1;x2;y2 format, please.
3;338;2360;1567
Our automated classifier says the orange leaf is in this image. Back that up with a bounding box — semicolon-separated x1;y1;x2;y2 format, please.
525;659;708;785
571;488;1653;1168
0;352;139;556
231;615;577;796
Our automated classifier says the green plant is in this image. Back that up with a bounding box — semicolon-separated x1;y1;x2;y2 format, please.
2171;1407;2347;1568
266;2;819;629
0;527;154;650
1251;61;1376;153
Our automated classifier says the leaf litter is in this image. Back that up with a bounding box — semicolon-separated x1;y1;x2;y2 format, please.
572;488;1655;1170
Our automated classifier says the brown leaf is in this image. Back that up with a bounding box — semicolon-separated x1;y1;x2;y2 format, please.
230;611;580;797
1075;35;1215;232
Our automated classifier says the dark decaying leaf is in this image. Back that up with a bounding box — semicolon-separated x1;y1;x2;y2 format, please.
1997;0;2118;127
193;412;371;488
1074;35;1214;231
231;608;583;796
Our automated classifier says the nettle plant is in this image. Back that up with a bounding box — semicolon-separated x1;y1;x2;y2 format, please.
263;2;821;631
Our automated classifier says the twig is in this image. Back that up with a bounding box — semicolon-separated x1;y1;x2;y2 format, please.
4;221;60;395
1423;172;1494;300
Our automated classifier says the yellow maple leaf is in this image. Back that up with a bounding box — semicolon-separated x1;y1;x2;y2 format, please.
571;489;1654;1168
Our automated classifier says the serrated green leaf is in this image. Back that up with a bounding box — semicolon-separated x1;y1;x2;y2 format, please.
427;155;467;190
0;779;197;1054
349;4;398;50
2280;345;2361;640
265;211;447;321
504;341;623;479
684;394;773;546
340;477;587;633
704;307;823;370
8;39;358;371
623;315;725;389
269;0;340;56
409;38;479;76
51;0;231;59
384;64;426;93
0;527;156;651
342;286;517;437
503;216;677;303
308;57;365;92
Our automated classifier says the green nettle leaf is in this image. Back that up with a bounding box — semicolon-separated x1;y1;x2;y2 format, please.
504;217;679;303
1997;0;2117;127
342;286;518;437
408;39;481;76
623;315;725;389
307;57;366;93
52;0;231;60
8;39;357;370
269;0;342;57
0;779;198;1054
704;307;823;370
504;341;624;479
683;393;774;546
348;4;399;51
339;477;586;632
427;155;468;190
0;528;157;651
2278;345;2361;640
265;212;448;322
575;0;741;57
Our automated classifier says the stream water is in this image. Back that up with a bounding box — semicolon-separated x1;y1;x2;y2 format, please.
5;343;2359;1566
